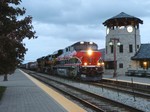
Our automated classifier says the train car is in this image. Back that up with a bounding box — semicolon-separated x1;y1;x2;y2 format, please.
36;49;63;73
53;41;104;81
37;56;51;73
20;61;37;71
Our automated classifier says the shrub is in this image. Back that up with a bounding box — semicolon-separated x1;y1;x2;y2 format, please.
0;86;6;100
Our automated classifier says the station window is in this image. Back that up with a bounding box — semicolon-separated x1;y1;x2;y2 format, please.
129;44;133;53
105;61;114;69
119;63;123;68
119;26;125;29
119;45;123;53
137;45;140;50
110;45;113;53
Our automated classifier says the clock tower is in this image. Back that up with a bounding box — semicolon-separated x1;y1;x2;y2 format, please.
103;12;143;75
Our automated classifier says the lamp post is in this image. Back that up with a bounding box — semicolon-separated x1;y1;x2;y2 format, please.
109;38;121;77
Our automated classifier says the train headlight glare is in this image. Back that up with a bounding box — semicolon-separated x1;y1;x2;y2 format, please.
97;63;101;66
87;49;93;56
84;62;87;66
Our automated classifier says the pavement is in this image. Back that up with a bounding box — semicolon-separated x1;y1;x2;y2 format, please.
0;69;86;112
0;69;149;112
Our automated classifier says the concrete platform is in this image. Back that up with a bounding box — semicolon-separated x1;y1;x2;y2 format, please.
0;69;86;112
103;74;150;85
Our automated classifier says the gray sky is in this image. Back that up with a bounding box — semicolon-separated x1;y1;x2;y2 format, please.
21;0;150;63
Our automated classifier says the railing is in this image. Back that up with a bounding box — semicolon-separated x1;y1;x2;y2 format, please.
125;68;150;77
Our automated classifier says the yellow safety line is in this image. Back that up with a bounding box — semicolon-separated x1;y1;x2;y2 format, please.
20;70;86;112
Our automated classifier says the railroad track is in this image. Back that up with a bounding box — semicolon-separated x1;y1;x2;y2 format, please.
27;71;144;112
101;79;150;94
87;82;150;99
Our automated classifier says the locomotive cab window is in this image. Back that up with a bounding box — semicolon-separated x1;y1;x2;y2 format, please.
74;43;98;51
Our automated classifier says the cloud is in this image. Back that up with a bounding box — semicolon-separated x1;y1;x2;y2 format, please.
20;0;150;63
33;21;105;41
22;0;150;25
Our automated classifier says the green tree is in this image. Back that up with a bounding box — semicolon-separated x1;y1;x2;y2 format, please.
0;0;37;81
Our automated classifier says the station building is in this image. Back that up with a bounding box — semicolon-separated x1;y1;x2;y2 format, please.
102;12;150;76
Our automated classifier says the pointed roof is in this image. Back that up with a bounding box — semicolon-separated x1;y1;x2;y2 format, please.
103;12;143;26
132;44;150;60
110;12;139;19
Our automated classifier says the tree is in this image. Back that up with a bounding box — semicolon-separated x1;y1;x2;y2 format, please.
0;0;37;81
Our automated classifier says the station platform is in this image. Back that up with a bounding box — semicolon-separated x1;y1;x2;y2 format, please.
0;69;86;112
103;74;150;85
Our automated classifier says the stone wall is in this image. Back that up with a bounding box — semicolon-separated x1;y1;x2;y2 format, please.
104;27;141;75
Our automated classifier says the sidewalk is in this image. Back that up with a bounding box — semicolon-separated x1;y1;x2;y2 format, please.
0;69;85;112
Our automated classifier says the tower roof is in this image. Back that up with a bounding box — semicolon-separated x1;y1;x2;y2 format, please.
103;12;143;27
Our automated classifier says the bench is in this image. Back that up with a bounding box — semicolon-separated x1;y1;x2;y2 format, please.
125;68;148;77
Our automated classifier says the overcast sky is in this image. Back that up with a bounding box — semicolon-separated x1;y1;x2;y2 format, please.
21;0;150;63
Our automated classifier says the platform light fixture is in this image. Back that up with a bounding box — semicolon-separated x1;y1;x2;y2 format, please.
109;41;113;46
143;61;147;69
109;38;121;77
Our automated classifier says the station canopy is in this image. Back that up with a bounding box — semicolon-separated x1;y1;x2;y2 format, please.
132;44;150;60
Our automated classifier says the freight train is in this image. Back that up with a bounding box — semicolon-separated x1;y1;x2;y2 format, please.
21;41;104;81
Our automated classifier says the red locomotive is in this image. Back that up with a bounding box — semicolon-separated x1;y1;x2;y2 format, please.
52;41;104;81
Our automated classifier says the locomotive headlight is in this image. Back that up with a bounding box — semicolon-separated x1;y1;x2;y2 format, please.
97;62;101;66
84;62;87;66
87;49;93;56
101;62;104;66
97;62;104;66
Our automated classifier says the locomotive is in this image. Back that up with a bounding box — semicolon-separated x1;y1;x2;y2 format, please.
23;41;104;81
